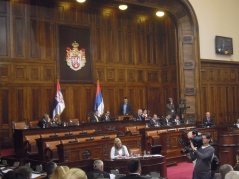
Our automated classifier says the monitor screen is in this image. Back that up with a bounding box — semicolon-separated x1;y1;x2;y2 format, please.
215;36;233;55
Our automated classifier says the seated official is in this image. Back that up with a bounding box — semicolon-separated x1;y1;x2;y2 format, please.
142;109;150;121
148;114;159;127
101;110;113;122
51;114;62;127
90;110;100;123
120;159;146;179
203;112;214;126
110;138;129;159
161;114;171;126
133;109;145;121
37;114;51;128
171;114;181;125
87;160;110;179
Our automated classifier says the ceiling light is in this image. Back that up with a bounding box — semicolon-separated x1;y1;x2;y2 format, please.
156;11;165;17
76;0;86;3
119;4;128;10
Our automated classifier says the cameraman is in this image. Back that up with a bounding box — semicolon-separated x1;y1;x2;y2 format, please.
189;132;215;179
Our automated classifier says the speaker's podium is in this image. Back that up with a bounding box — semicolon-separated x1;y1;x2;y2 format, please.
117;115;133;121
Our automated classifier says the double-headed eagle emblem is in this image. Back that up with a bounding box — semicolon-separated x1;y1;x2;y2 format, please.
66;41;86;71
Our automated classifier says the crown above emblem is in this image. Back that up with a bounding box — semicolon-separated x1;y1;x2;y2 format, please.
72;41;79;48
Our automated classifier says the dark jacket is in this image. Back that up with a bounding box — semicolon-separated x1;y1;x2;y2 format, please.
87;169;110;179
120;103;133;115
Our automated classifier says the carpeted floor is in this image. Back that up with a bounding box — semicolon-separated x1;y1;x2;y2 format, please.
167;162;193;179
0;149;15;156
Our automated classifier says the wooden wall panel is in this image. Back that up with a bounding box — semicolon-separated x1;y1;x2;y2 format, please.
201;60;239;125
0;0;182;148
0;16;8;56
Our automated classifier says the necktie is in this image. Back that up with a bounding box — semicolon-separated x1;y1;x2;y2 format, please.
95;116;99;122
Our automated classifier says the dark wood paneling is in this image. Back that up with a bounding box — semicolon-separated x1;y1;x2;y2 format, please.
0;0;189;149
201;60;239;124
0;16;8;56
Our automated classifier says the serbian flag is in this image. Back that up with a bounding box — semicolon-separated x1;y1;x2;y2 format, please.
52;79;65;118
94;80;104;116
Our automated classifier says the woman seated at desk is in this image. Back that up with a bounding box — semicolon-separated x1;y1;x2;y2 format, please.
110;138;129;160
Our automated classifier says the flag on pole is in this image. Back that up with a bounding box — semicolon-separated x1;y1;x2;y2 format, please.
53;79;65;118
94;80;104;116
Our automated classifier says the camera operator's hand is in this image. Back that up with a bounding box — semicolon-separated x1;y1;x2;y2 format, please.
190;140;197;151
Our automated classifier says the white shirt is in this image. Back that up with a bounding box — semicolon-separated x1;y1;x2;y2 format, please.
110;145;129;159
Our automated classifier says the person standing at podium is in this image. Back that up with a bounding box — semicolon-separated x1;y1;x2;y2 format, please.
110;138;129;159
119;97;133;115
90;110;100;122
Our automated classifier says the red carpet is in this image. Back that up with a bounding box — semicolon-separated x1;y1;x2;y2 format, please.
0;149;15;156
167;162;193;179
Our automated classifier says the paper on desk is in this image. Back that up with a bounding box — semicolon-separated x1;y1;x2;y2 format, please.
0;167;5;170
2;169;13;173
110;173;115;179
151;154;162;157
31;173;41;179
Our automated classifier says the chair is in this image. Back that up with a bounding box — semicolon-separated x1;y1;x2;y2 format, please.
29;121;39;128
136;125;146;130
14;122;26;129
44;140;60;161
150;172;160;178
110;170;119;175
24;134;40;154
150;145;162;155
129;148;142;155
93;173;104;179
125;126;139;136
115;174;126;179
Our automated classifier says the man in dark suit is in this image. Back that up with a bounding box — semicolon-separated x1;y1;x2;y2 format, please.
166;97;175;118
90;110;100;122
120;159;147;179
149;114;158;127
119;97;133;115
42;161;57;179
37;114;51;128
203;112;214;126
101;110;112;122
133;109;145;121
87;160;110;179
161;114;171;126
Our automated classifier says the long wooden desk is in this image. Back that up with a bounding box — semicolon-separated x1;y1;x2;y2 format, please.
13;120;145;156
57;135;142;162
139;125;218;164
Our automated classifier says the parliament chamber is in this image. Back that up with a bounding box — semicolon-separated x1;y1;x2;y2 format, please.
1;0;239;178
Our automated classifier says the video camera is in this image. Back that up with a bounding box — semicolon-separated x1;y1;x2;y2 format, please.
181;135;202;155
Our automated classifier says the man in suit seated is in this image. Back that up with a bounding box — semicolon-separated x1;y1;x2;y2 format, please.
203;112;214;126
37;114;51;128
89;110;101;123
133;109;145;121
101;110;113;122
161;114;171;126
120;159;148;179
148;114;159;127
87;160;110;179
120;97;133;115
